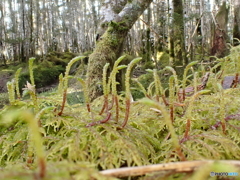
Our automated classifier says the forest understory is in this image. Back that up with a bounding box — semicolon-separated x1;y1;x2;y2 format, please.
0;44;240;180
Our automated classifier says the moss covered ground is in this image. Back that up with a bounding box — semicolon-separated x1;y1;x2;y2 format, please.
0;46;240;179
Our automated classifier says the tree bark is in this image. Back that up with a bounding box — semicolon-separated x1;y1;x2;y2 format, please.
211;1;229;58
86;0;153;101
233;0;240;43
172;0;187;66
96;0;128;41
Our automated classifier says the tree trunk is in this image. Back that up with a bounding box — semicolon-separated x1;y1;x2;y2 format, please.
21;0;26;62
146;7;152;64
172;0;187;66
95;0;128;41
233;0;240;44
211;1;229;58
86;0;153;101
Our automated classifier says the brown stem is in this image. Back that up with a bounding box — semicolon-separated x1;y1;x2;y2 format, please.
87;103;91;112
86;112;112;127
217;70;224;79
162;95;169;106
39;157;46;178
176;146;186;161
27;156;33;165
58;89;67;116
100;112;112;123
180;119;191;143
99;95;108;115
232;73;239;88
182;89;186;102
221;121;226;135
108;95;114;111
121;99;131;128
115;95;119;123
170;105;174;123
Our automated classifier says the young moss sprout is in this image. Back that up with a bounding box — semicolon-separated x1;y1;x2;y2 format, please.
181;61;198;102
58;56;86;116
87;56;129;127
7;80;15;105
15;68;22;99
121;57;142;129
99;63;110;115
29;57;36;86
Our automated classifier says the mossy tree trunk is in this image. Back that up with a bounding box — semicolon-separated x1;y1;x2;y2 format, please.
233;0;240;44
87;0;153;101
211;1;229;58
172;0;187;66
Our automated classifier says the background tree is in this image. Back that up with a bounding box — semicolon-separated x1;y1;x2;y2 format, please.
86;0;153;101
211;1;229;58
233;0;240;43
0;0;238;100
1;0;237;66
171;0;187;66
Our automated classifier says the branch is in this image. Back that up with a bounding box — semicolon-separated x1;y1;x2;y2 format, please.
187;13;203;53
100;160;240;178
97;0;128;38
118;0;153;28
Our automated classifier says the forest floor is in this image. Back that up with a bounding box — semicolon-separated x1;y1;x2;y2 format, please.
1;46;240;179
0;70;59;94
0;70;12;93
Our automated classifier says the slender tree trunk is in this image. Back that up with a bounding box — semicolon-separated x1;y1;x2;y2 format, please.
90;0;98;31
86;0;153;101
29;0;34;57
146;7;152;63
0;3;7;65
21;0;26;62
167;0;175;66
172;0;187;66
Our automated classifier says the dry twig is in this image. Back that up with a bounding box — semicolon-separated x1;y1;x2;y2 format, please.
100;160;240;178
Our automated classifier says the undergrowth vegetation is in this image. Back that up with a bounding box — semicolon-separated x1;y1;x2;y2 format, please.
0;45;240;179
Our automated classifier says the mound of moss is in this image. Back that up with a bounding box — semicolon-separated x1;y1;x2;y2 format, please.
19;51;80;90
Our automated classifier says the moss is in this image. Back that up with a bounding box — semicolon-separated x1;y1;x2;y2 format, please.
48;56;67;66
131;88;145;100
137;73;154;89
67;91;84;105
143;60;154;69
2;46;240;179
157;51;170;68
41;60;54;68
19;65;65;89
108;21;128;33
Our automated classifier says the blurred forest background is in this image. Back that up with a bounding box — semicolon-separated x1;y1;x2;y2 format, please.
1;0;240;66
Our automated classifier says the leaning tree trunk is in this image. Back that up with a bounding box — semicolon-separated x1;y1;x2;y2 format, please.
86;0;153;101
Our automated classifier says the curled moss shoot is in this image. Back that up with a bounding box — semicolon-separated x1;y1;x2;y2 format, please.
121;57;142;129
58;56;86;116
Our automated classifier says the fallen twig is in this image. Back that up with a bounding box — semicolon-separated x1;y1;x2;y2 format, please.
100;160;240;178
